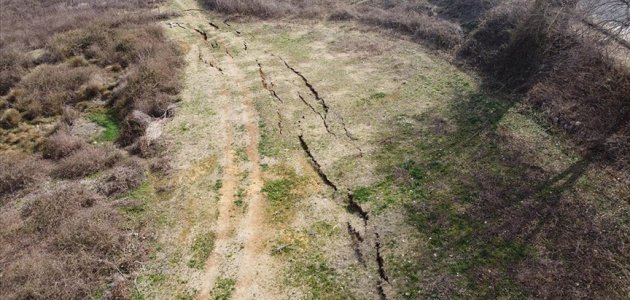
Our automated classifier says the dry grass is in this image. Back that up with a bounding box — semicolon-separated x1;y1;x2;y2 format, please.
42;130;85;160
8;64;99;119
99;158;147;196
0;152;43;197
0;1;179;297
51;145;122;179
1;183;143;299
199;0;463;49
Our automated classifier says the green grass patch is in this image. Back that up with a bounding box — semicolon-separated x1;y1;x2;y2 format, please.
188;232;216;269
210;277;236;300
370;92;386;99
88;110;120;142
262;178;294;203
289;254;349;300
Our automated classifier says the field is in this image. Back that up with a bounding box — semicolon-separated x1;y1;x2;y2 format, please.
1;0;628;299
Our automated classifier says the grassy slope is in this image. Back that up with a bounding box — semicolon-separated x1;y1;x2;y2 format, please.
245;18;629;299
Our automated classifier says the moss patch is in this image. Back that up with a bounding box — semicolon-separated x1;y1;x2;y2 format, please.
88;110;120;142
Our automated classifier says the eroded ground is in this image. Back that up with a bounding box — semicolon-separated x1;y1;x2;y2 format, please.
134;0;630;299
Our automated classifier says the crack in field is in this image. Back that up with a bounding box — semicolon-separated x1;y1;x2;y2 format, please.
194;28;208;40
297;128;387;298
280;58;330;116
256;60;283;103
277;111;284;135
165;2;390;298
298;134;338;191
198;51;224;73
347;223;366;266
298;92;335;136
347;191;369;224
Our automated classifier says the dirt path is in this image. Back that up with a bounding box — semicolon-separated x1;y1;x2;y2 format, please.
165;0;277;298
158;1;402;298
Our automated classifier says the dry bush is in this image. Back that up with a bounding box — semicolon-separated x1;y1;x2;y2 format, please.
25;184;104;233
431;0;500;29
457;1;529;72
1;0;180;146
355;6;463;49
0;152;43;197
0;48;31;96
1;187;140;299
99;158;146;196
200;0;463;49
9;64;99;119
51;145;122;179
526;42;630;156
199;0;296;18
112;38;182;120
460;0;630;162
42;130;85;160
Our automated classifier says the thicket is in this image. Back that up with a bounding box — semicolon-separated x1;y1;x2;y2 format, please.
0;0;181;299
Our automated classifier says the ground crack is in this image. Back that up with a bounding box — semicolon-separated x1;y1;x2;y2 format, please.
375;233;389;283
198;52;223;74
280;57;330;115
193;28;207;40
347;223;366;266
257;60;283;103
347;191;369;225
298;93;334;136
297;134;338;191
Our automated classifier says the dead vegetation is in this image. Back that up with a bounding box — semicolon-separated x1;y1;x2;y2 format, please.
458;0;630;168
1;183;145;299
0;0;181;299
199;0;463;49
0;152;44;198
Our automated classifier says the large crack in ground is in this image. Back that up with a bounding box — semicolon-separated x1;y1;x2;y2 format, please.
347;222;366;266
279;57;330;115
347;191;369;224
198;51;224;74
194;28;208;40
297;134;338;191
256;60;283;103
296;133;389;299
298;93;334;135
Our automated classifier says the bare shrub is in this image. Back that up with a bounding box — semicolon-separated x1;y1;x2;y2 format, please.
526;42;630;154
356;7;463;49
25;183;103;233
98;158;146;196
0;108;21;129
0;48;30;96
457;1;529;72
0;152;42;197
51;145;122;179
11;64;98;119
199;0;463;49
42;130;85;160
2;205;138;299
